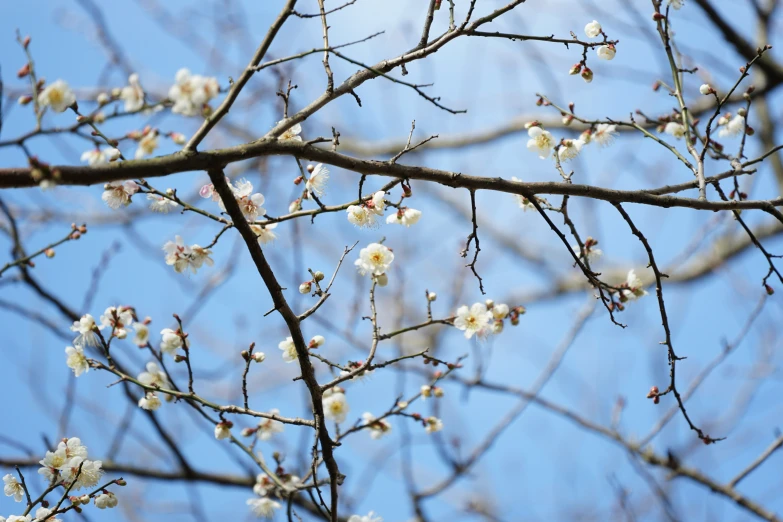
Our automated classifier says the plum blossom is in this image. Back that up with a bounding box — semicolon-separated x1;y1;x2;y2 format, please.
593;124;617;146
99;306;134;338
700;83;713;95
160;328;187;356
622;269;649;301
247;497;281;518
323;389;349;423
527;126;555;159
256;410;285;441
386;208;421;227
60;457;103;490
8;515;32;522
572;240;602;263
132;322;149;346
664;122;686;139
597;45;616;60
362;413;391;440
3;474;24;502
214;422;232;440
34;507;59;522
147;194;179;213
135;130;159;159
162;236;213;274
38;80;76;113
250;223;278;245
278;122;302;141
348;512;383;522
217;179;266;221
669;0;683;8
369;191;386;216
510;177;547;211
424;416;443;434
169;68;219;116
138;361;171;389
355;243;394;277
65;346;89;377
138;393;162;411
306;164;329;197
557;139;585;162
120;73;144;112
346;205;377;228
81;148;119;166
94;491;118;509
102;180;139;209
585;20;602;38
279;337;298;363
718;115;745;138
453;303;493;339
70;314;99;348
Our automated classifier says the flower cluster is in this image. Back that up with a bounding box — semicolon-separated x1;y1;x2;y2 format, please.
619;269;649;303
453;299;520;339
168;68;220;117
162;235;214;274
362;412;392;440
572;236;602;263
102;180;139;209
37;438;104;491
200;178;267;222
346;190;422;229
246;472;301;519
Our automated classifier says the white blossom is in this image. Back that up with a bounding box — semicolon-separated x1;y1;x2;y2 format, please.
132;322;149;346
70;314;99;348
160;328;185;356
247;497;281;518
597;45;616;60
169;68;219;116
347;512;383;522
386;208;421;227
38;80;76;113
492;303;510;320
60;457;103;490
65;346;89;377
278;122;302;141
3;475;23;502
557;139;585;162
323;390;349;423
362;413;392;440
250;223;278;245
99;306;134;338
94;491;118;509
279;337;298;363
147;194;179;213
8;516;32;522
80;149;113;166
101;181;139;209
453;303;493;339
718;115;745;138
370;191;386;216
33;507;59;522
424;416;443;434
162;236;213;274
309;335;325;348
138;361;171;389
669;0;683;9
138;392;162;411
257;409;285;441
355;243;394;277
700;83;713;95
120;73;144;112
306;164;329;197
219;179;266;221
593;124;617;147
214;422;232;440
346;205;377;228
664;122;686;139
135;131;159;159
622;269;649;301
510;177;539;211
526;126;555;159
572;243;602;263
584;20;602;38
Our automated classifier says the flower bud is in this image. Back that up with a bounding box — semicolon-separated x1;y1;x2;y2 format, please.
313;271;325;282
241;427;256;437
309;335;325;349
306;164;315;173
252;352;266;363
289;199;302;213
299;281;312;294
18;95;33;105
427;291;437;301
569;63;582;75
421;385;432;398
111;87;121;98
241;350;250;361
174;354;187;363
375;273;388;287
293;175;303;185
581;67;593;83
17;63;30;78
699;84;713;95
170;132;186;145
652;12;665;21
23;35;31;49
433;387;444;398
116;478;127;486
80;495;90;504
45;248;55;258
745;125;755;136
96;92;110;105
397;401;408;410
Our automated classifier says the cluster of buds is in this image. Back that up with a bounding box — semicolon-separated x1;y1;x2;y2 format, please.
421;385;445;399
299;270;325;294
241;343;266;363
70;222;88;241
646;385;660;405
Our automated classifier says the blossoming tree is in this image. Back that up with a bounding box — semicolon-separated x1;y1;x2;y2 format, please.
1;0;783;521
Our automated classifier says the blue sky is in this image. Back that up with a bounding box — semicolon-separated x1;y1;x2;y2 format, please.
1;1;782;521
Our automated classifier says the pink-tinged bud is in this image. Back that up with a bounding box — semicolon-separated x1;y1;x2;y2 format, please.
535;97;544;106
647;386;659;398
18;95;33;105
306;164;315;173
252;352;266;363
127;130;141;140
739;66;746;73
653;396;660;404
652;12;665;21
402;182;412;198
71;232;81;240
241;427;257;437
411;413;421;420
23;35;31;49
729;189;736;199
765;284;775;295
568;63;582;75
652;81;661;92
17;63;30;78
581;67;593;83
78;225;87;234
299;281;312;294
568;102;575;112
745;125;755;136
45;248;55;258
170;132;186;145
746;85;756;94
77;115;88;123
293;175;303;185
433;370;443;379
765;44;773;50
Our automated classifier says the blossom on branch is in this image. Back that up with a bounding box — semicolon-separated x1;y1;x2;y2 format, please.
120;73;145;112
306;163;329;197
38;79;76;113
454;302;493;339
169;68;219;117
355;243;394;277
65;346;89;377
102;180;139;209
526;126;555;159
